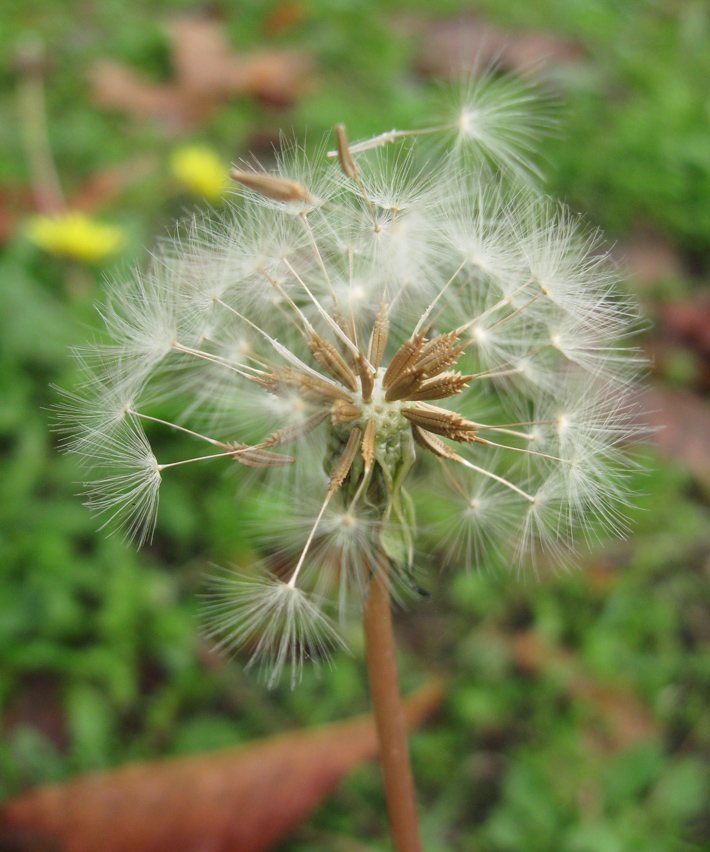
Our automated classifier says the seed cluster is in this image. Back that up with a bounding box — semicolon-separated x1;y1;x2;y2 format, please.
243;318;479;476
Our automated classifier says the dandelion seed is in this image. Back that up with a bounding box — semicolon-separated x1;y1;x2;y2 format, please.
202;567;343;688
80;420;162;547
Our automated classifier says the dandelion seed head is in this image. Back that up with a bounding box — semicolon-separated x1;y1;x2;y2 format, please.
59;65;646;685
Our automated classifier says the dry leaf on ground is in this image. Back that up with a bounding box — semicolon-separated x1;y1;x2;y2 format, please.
396;13;581;78
0;680;443;852
616;230;683;288
634;385;710;491
660;291;710;361
90;17;312;132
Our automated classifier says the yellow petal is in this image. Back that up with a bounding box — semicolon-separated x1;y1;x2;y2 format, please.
27;212;125;264
170;145;229;201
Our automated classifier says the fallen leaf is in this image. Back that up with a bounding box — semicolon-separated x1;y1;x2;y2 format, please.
396;13;581;79
616;229;683;288
0;679;443;852
633;385;710;491
660;291;710;360
90;17;312;132
91;60;187;126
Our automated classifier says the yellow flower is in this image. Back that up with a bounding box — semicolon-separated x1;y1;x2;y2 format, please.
27;212;125;264
170;145;228;201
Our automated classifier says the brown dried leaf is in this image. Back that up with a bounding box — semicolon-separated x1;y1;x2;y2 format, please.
91;60;189;127
368;303;390;370
0;681;444;852
660;290;710;360
231;170;313;203
382;336;424;390
330;399;362;425
356;352;375;404
411;425;457;459
413;332;464;377
329;426;362;491
308;334;359;391
616;230;683;288
402;403;476;443
90;17;312;131
634;385;710;491
401;13;581;79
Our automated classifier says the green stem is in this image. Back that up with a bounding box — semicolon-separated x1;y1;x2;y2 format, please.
16;42;65;214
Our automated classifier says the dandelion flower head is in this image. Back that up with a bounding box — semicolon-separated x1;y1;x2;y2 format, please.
28;211;125;264
171;144;230;201
59;72;645;686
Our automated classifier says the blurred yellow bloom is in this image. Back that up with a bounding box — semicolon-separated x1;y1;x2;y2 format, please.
27;212;125;264
170;145;229;201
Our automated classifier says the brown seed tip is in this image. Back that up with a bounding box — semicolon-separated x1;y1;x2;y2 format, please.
335;124;358;180
331;399;362;426
230;170;313;205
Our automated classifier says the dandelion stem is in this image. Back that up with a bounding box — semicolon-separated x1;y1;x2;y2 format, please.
470;424;536;440
171;341;262;382
363;555;423;852
156;443;279;471
347;247;360;347
436;456;478;508
214;299;340;385
474;419;556;430
486;292;542;331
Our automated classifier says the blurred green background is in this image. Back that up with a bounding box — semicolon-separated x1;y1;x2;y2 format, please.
2;1;710;850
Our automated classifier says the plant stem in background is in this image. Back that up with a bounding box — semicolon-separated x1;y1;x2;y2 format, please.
363;559;422;852
16;37;65;214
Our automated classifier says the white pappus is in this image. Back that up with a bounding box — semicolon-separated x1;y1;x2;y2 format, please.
57;71;645;687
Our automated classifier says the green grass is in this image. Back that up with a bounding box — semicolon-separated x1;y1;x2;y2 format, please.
2;1;710;850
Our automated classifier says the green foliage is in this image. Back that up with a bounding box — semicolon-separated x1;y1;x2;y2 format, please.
1;1;710;850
